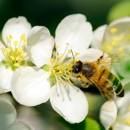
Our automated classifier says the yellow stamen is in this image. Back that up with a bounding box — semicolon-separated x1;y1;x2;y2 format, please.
13;41;19;46
110;28;117;33
61;53;64;57
23;40;27;46
57;80;61;84
9;35;13;39
75;59;79;62
10;56;15;61
6;36;10;42
52;70;56;74
50;58;54;63
59;70;63;74
111;41;116;46
6;48;11;53
20;34;26;40
68;49;71;53
125;116;130;125
1;48;5;52
118;47;123;53
75;52;80;56
66;43;69;45
14;63;20;67
128;106;130;111
56;55;60;59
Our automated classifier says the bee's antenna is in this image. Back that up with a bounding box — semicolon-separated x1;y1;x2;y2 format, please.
71;49;75;60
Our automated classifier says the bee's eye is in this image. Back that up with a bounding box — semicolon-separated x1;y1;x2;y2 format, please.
73;66;81;73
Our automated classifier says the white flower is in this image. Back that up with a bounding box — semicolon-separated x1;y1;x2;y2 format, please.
0;16;53;94
11;14;93;123
112;86;130;130
0;16;31;93
100;101;117;130
100;17;130;55
91;24;107;49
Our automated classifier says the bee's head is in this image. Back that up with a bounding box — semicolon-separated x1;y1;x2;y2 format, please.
72;60;82;73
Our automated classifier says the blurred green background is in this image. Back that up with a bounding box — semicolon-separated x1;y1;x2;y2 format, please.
1;0;130;35
0;0;130;130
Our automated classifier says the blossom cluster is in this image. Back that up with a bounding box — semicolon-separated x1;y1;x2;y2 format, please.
0;14;130;130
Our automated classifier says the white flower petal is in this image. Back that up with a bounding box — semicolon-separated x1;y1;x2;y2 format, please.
115;91;130;114
11;66;50;106
109;17;130;27
0;41;6;62
50;83;88;123
0;66;13;93
91;25;107;49
2;16;31;46
112;123;130;130
55;14;93;55
101;17;130;55
100;101;117;130
78;48;107;62
7;120;35;130
0;98;16;130
27;26;54;67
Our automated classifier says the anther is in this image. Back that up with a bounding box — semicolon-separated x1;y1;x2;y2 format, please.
118;47;123;53
14;63;20;67
23;40;27;46
9;35;13;39
75;52;80;56
66;43;69;45
110;28;117;33
20;34;26;40
57;80;61;84
56;55;60;59
6;36;10;42
13;41;18;46
50;58;54;63
52;70;56;74
68;49;71;53
125;116;130;125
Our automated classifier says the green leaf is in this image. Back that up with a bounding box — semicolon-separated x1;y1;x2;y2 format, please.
107;1;130;22
116;57;130;78
85;117;104;130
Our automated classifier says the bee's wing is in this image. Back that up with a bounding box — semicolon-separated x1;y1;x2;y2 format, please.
93;53;127;69
88;78;116;100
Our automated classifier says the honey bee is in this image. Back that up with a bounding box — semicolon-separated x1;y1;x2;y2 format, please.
72;53;125;100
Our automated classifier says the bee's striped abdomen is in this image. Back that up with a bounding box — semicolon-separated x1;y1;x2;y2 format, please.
94;66;124;99
112;76;124;97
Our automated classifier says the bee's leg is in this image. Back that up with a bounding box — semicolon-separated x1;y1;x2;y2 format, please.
81;82;89;88
97;52;105;63
99;90;110;100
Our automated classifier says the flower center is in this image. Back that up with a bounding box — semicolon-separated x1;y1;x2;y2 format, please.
1;34;28;70
101;27;130;54
43;43;79;87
